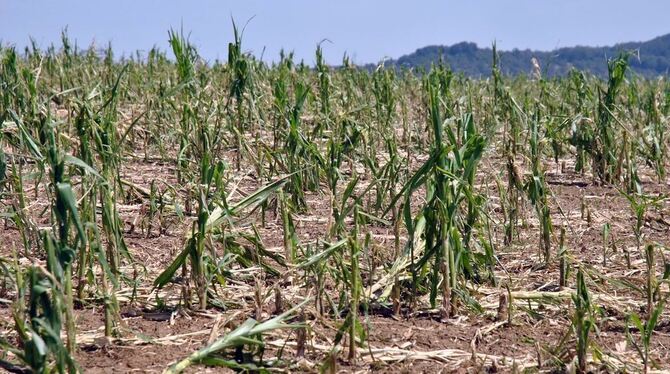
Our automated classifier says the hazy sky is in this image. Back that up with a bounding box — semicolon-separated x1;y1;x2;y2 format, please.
2;1;669;65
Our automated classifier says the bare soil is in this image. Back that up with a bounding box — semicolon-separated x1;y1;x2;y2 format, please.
2;147;670;373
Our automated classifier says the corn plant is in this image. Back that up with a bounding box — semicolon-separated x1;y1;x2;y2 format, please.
2;111;96;373
227;21;253;171
592;55;629;184
71;102;122;336
602;223;611;267
168;28;199;184
4;258;76;373
626;297;666;373
641;87;667;183
154;175;290;308
572;267;594;373
314;43;332;139
568;70;593;175
400;70;486;316
526;108;553;264
345;205;363;361
283;80;311;211
0;118;7;197
3;111;42;256
279;187;299;263
298;240;348;317
619;190;667;255
558;227;569;288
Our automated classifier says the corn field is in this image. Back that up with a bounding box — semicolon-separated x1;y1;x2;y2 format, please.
1;29;670;373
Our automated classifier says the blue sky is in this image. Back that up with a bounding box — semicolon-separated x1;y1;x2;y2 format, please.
2;1;669;64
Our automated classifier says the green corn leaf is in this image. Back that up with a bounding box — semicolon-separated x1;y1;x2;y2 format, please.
165;298;308;373
298;239;347;269
646;299;665;343
56;182;87;248
153;244;190;288
203;173;292;234
63;154;104;181
8;110;42;159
